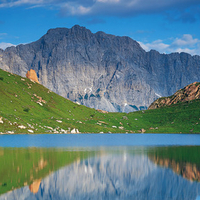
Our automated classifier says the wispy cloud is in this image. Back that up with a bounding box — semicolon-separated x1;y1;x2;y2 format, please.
59;0;200;17
0;0;200;19
0;33;7;40
0;42;16;50
139;34;200;56
0;0;45;8
60;2;92;16
0;33;7;36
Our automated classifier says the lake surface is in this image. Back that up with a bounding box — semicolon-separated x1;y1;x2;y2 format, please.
0;134;200;200
0;133;200;147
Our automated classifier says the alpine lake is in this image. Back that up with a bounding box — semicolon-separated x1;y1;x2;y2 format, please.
0;133;200;200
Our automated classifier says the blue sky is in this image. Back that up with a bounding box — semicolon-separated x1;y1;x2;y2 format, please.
0;0;200;55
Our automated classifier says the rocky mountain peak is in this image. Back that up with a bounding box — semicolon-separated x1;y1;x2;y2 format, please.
0;25;200;112
44;25;92;43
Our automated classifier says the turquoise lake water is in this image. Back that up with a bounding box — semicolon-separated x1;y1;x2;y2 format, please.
0;133;200;147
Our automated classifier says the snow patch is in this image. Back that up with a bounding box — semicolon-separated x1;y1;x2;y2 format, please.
84;87;92;94
155;93;162;98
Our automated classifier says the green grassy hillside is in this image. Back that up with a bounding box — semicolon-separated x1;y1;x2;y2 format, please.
0;69;200;134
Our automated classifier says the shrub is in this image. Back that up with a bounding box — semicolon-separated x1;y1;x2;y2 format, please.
23;108;30;112
0;77;4;81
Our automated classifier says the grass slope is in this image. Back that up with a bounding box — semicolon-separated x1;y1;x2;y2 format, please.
0;69;200;134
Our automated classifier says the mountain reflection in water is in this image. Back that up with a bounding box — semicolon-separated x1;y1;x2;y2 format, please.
0;147;200;200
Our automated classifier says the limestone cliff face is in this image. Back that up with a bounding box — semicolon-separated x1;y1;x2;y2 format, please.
26;69;39;83
148;82;200;109
0;25;200;112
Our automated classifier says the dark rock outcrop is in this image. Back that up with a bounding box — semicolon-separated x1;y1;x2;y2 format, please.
148;82;200;109
0;25;200;112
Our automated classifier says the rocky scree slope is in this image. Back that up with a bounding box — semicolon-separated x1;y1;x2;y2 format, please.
0;25;200;112
148;82;200;109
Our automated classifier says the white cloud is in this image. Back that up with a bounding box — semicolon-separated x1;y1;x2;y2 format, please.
0;33;7;39
97;0;120;3
139;40;170;52
0;0;200;18
172;34;199;47
139;34;200;56
0;42;16;50
0;0;43;8
61;3;91;16
0;33;7;36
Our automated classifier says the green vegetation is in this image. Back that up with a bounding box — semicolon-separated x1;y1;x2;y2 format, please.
0;68;200;134
0;147;95;195
149;146;200;165
148;146;200;182
195;82;200;87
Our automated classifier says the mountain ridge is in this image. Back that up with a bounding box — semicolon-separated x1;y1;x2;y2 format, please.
0;25;200;112
148;82;200;109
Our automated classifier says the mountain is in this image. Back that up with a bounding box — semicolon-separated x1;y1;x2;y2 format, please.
1;68;200;133
0;25;200;112
0;148;92;195
1;154;200;200
148;82;200;109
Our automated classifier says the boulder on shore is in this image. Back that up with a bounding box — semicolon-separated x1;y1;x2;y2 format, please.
26;69;39;83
